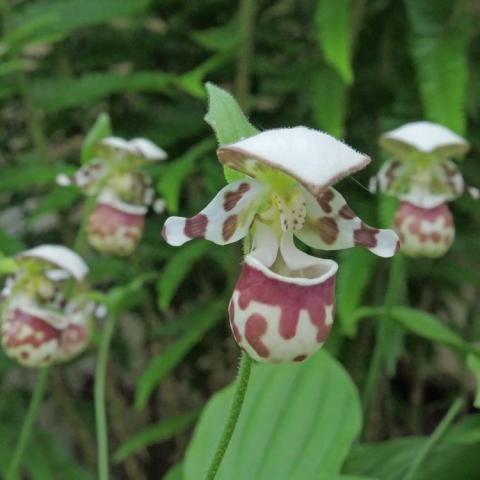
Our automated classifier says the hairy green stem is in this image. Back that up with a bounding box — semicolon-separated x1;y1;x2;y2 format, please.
362;254;404;437
95;310;119;480
6;367;50;480
404;397;463;480
205;353;253;480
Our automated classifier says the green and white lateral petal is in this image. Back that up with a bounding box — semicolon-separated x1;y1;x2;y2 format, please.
295;187;399;258
162;179;267;246
217;126;370;197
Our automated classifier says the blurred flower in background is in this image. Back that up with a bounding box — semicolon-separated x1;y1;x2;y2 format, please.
58;137;167;256
163;127;399;363
370;121;480;257
0;245;93;367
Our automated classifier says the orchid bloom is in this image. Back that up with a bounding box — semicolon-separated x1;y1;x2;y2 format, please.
370;121;479;258
58;137;168;256
0;245;93;367
163;127;399;363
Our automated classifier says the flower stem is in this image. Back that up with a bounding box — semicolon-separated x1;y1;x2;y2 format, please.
403;397;463;480
6;367;50;480
204;353;253;480
362;254;404;438
95;310;119;480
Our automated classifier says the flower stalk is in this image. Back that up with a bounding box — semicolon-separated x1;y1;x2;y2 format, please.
6;367;50;480
204;353;253;480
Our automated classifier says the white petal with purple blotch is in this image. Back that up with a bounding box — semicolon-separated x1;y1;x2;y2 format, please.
295;187;399;258
162;179;266;246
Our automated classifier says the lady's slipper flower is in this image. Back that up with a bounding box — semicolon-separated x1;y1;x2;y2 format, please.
370;121;479;257
163;127;399;363
0;245;93;367
58;137;167;255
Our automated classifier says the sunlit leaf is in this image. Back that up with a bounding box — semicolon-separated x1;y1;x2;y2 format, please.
184;351;362;479
81;113;112;164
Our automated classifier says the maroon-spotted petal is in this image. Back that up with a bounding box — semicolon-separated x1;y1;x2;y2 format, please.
229;251;337;363
394;201;454;258
162;178;266;246
295;187;399;258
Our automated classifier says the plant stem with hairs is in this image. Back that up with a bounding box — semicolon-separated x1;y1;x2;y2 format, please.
204;353;253;480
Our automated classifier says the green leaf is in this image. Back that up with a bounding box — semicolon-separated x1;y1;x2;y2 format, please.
467;354;480;408
311;67;347;138
81;113;112;164
192;17;240;52
184;351;362;479
30;72;174;113
390;306;470;353
114;411;199;463
345;427;480;480
337;248;377;336
204;83;258;183
315;0;354;84
8;0;151;51
156;242;209;311
163;464;184;480
0;257;19;274
0;228;25;256
405;1;470;134
135;300;225;410
156;139;215;213
204;83;258;145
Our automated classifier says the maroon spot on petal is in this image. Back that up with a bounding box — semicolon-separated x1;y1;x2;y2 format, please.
4;309;60;349
21;351;29;360
431;232;441;243
318;217;339;245
385;160;401;183
245;314;269;358
236;262;335;345
184;214;208;239
222;215;238;241
293;354;307;362
339;205;356;219
354;222;379;248
223;183;250;211
317;190;335;213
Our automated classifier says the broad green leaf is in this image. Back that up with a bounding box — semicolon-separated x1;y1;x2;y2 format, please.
28;187;80;220
8;0;151;51
337;248;377;336
344;426;480;480
405;1;470;134
377;194;398;229
156;139;215;213
114;411;199;463
311;67;347;138
204;83;258;183
81;113;112;164
30;72;174;113
135;300;225;410
390;306;469;353
315;0;354;84
467;354;480;408
156;242;209;311
184;351;362;480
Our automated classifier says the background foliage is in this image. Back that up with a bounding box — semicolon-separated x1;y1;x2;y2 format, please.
1;0;480;479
